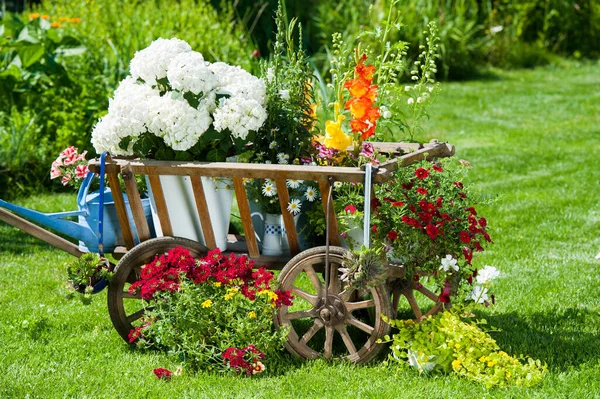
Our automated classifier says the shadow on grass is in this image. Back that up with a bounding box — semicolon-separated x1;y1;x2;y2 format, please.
0;225;63;255
486;308;600;371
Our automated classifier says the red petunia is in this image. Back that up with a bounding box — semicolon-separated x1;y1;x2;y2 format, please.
425;224;438;240
439;280;451;303
344;204;357;215
387;230;398;241
433;164;443;172
153;368;172;380
415;168;430;180
459;231;471;244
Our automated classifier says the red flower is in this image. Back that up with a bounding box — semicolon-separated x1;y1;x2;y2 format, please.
392;201;404;207
466;207;477;215
153;368;172;380
415;168;430;180
344;204;357;215
416;187;428;195
453;181;464;189
459;231;471;244
425;224;438;240
463;247;473;264
439;280;451;303
458;192;467;199
387;230;398;241
479;217;487;227
433;164;443;172
402;182;414;190
371;224;378;233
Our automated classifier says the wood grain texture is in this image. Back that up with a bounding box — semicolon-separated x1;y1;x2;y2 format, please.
190;176;216;250
318;180;341;246
275;179;300;256
146;174;173;237
122;165;151;243
107;171;135;249
232;178;260;258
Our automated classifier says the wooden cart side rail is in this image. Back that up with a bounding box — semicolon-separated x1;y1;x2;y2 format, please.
0;208;84;257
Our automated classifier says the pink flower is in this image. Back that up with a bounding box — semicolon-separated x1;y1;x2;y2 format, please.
61;173;72;186
76;150;88;161
75;164;88;178
50;163;62;179
62;154;77;166
60;146;77;158
459;159;472;167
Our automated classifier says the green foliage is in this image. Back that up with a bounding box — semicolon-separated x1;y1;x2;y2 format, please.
382;311;548;388
65;252;113;297
339;246;387;290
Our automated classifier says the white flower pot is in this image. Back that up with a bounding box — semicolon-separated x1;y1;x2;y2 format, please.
147;175;233;251
261;212;300;256
340;218;365;250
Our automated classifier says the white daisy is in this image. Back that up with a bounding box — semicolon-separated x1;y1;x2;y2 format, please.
262;181;277;197
286;179;303;189
287;199;301;215
277;153;289;164
333;181;343;189
269;141;277;149
304;187;317;202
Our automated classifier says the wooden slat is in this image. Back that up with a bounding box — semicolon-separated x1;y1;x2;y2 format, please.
147;174;173;237
232;178;260;258
107;171;135;249
190;176;216;250
122;165;151;243
0;208;84;258
275;179;300;256
318;180;341;246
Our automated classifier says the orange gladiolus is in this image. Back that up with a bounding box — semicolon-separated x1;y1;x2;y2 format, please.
344;78;370;98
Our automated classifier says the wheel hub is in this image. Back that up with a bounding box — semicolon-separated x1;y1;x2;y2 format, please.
315;295;346;326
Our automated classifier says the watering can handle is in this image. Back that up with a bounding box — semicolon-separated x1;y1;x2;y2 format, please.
97;152;108;256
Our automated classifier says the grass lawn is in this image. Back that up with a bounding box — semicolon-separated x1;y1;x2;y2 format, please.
1;60;599;398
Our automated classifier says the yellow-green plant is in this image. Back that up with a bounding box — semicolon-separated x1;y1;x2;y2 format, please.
381;311;547;388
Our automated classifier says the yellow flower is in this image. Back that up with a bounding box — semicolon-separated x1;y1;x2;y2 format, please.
201;299;212;308
323;115;352;151
224;293;235;300
487;360;497;368
454;343;461;349
452;359;461;370
213;282;222;287
228;287;239;293
248;311;257;319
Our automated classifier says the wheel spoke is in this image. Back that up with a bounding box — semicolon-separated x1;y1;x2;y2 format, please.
290;286;318;305
339;286;356;302
284;309;316;321
323;326;334;359
121;291;142;299
336;324;357;355
304;264;323;295
126;308;145;323
345;298;375;312
328;262;341;295
415;284;439;302
403;289;422;319
348;316;375;335
300;319;324;344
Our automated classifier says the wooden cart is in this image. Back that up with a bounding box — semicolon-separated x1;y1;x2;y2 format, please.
88;140;455;364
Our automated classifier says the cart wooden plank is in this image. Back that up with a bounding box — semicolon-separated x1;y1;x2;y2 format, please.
318;180;341;247
190;176;217;250
122;165;151;243
146;174;173;237
275;179;300;256
107;171;135;249
232;178;260;258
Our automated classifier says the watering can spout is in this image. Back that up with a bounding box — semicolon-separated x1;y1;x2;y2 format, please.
0;199;97;245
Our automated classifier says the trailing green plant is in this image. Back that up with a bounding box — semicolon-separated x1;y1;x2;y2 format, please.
65;252;113;297
381;311;548;388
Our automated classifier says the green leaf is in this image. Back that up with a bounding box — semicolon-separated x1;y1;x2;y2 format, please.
56;46;87;57
155;146;175;160
119;136;132;151
174;151;194;161
206;148;225;162
17;44;44;68
16;26;39;44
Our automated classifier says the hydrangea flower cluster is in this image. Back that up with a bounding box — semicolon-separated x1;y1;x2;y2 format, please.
92;38;267;157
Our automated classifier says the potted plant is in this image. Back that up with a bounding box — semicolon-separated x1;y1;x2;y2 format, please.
66;252;113;295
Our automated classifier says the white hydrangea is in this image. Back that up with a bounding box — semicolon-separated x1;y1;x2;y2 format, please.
92;77;160;155
130;38;192;85
145;95;212;151
208;62;267;105
213;96;267;140
167;51;218;95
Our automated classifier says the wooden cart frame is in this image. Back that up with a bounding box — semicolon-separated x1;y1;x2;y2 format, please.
88;140;455;363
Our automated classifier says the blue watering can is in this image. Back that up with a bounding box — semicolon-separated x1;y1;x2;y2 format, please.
0;171;154;254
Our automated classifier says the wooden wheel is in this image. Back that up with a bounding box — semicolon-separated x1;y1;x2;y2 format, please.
274;246;392;364
107;236;208;343
390;277;446;321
